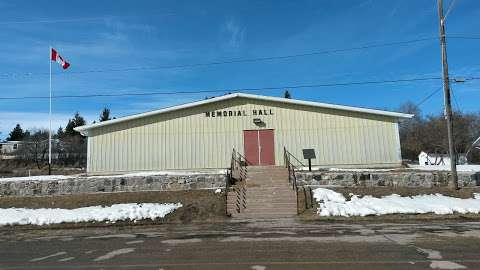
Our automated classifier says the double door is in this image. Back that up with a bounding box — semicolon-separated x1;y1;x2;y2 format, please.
243;129;275;166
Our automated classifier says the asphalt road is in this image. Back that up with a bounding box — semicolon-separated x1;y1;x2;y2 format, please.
1;219;480;269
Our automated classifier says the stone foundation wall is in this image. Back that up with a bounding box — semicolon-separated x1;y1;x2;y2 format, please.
295;171;480;188
0;174;227;197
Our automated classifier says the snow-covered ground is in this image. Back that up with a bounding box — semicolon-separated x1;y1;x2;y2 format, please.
0;175;76;182
298;165;480;172
0;203;182;226
407;165;480;172
91;170;227;179
325;168;396;172
299;166;396;172
0;170;227;182
313;188;480;217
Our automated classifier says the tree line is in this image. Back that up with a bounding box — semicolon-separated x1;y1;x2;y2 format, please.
2;108;112;169
398;102;480;164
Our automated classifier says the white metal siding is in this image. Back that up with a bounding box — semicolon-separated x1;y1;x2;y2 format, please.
87;97;402;173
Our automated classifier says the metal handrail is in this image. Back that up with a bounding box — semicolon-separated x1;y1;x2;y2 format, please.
284;148;306;168
284;147;303;215
283;147;301;192
227;148;248;214
228;149;247;183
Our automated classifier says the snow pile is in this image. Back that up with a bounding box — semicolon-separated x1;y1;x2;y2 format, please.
0;170;228;183
313;188;480;217
0;203;182;226
327;168;395;172
0;175;75;183
93;170;227;178
407;165;480;172
312;187;346;203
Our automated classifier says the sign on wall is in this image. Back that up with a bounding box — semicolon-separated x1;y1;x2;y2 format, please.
205;108;274;118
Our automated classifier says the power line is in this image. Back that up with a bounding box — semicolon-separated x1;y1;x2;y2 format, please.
0;76;444;101
451;88;461;111
0;37;438;80
443;0;460;22
416;86;443;107
0;17;106;25
448;35;480;40
2;35;479;80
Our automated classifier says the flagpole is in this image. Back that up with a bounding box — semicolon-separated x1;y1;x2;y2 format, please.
48;46;52;175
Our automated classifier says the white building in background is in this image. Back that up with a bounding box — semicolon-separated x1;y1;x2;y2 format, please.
418;151;468;166
0;141;23;154
418;151;451;166
0;141;23;159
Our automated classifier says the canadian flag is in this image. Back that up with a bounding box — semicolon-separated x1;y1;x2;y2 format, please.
51;48;70;69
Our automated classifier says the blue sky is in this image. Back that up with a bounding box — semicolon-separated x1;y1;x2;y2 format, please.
0;0;479;139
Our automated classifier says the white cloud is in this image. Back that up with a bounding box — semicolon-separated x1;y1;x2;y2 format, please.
221;18;245;50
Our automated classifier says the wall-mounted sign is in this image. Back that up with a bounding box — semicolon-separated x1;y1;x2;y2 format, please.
205;109;274;118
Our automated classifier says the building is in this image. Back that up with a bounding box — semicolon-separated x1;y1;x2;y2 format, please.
418;151;451;166
418;151;468;166
0;141;23;159
75;93;413;174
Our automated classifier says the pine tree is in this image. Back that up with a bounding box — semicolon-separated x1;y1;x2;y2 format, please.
99;108;111;122
57;126;65;138
65;112;86;136
284;90;291;99
7;124;26;141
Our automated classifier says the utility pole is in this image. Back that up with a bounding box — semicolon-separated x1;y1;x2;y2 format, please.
437;0;458;189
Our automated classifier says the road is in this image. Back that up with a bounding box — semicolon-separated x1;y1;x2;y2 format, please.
1;218;480;269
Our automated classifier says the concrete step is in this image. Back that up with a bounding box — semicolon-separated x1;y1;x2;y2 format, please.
246;193;296;198
247;172;289;175
246;179;289;183
246;188;294;192
245;204;297;209
246;189;295;194
246;186;293;189
247;175;289;177
228;165;296;219
232;213;297;220
245;185;293;188
247;184;292;187
246;200;296;204
244;210;297;214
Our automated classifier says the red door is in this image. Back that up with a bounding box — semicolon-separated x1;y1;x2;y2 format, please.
243;130;275;166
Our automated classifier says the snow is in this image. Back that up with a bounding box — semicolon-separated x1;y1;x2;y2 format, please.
299;166;396;172
0;170;227;182
313;188;480;217
298;165;480;172
407;165;480;172
311;188;346;203
92;170;227;178
0;175;75;182
326;168;395;172
0;203;181;226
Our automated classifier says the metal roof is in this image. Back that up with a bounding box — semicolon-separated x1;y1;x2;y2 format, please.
75;93;413;134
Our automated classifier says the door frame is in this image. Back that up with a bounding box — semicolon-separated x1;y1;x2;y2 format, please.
243;129;275;166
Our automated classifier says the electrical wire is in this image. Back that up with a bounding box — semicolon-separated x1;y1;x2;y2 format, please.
0;37;438;80
416;86;443;107
2;35;479;80
451;88;461;111
0;17;107;25
0;76;444;101
443;0;459;22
